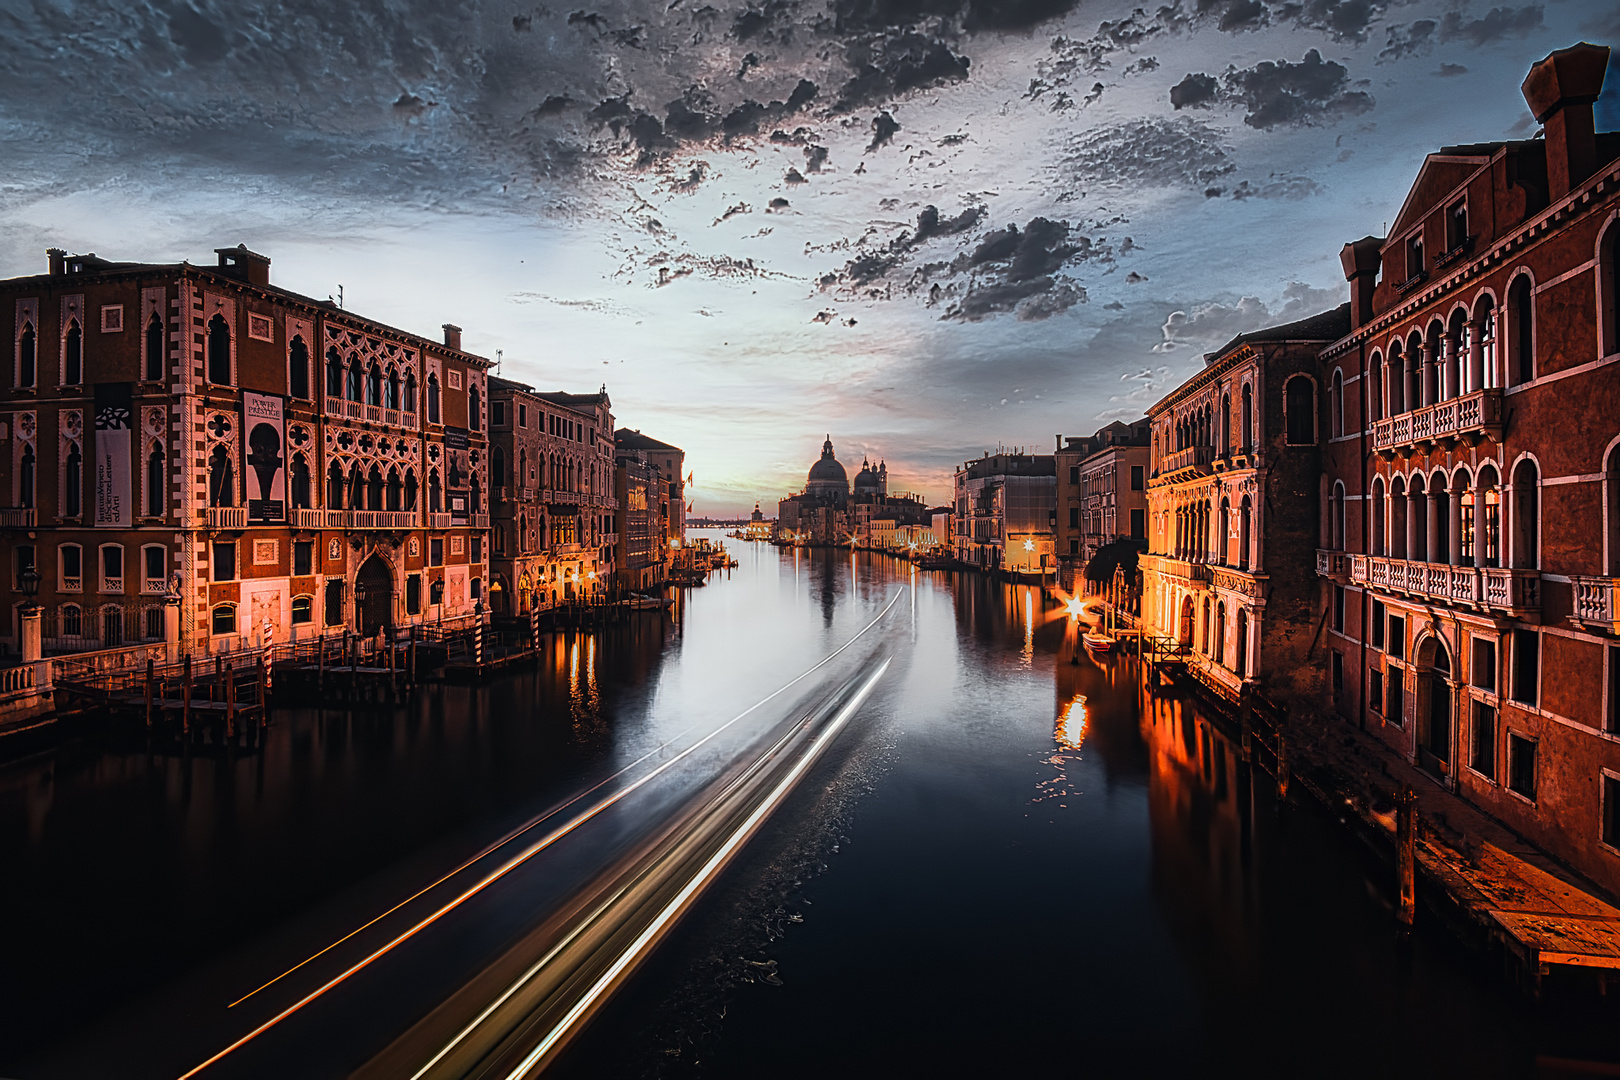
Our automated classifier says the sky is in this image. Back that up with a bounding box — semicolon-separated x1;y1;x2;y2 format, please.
2;1;1618;515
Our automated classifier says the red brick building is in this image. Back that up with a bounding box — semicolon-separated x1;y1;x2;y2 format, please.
1316;43;1620;893
1;244;490;657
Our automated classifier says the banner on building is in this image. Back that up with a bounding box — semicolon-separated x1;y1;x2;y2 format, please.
93;383;132;527
243;392;286;523
445;426;470;524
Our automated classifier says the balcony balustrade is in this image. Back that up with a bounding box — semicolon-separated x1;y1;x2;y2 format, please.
384;409;401;428
365;406;383;423
471;513;490;529
1570;576;1620;633
1351;554;1540;617
344;401;364;420
1149;554;1212;588
1316;548;1349;581
1156;445;1213;483
0;508;37;528
1371;388;1503;454
205;506;247;529
348;510;418;530
429;513;453;530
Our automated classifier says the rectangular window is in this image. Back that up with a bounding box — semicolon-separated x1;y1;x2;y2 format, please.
1472;702;1497;778
1068;466;1079;485
406;574;422;615
1473;636;1497;693
1447;201;1468;252
144;545;165;583
1370;669;1384;715
1069;539;1079;555
293;540;313;576
324;579;344;626
291;596;313;623
1610;646;1620;734
1371;600;1385;650
212;541;235;582
1387;615;1405;660
1508;734;1536;800
471;536;483;563
492;400;506;426
519;403;528;427
1605;773;1620;849
1332;586;1345;633
1511;629;1538;706
430;538;444;567
211;604;236;636
1388;667;1405;726
1130;465;1144;491
61;545;82;589
101;545;123;587
1130;508;1145;539
1069;507;1080;529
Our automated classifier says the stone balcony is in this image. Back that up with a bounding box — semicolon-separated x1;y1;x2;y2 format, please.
1153;445;1213;484
1316;548;1350;583
205;506;247;529
1147;554;1212;589
1570;576;1620;634
0;508;37;528
1371;387;1504;455
1351;554;1540;618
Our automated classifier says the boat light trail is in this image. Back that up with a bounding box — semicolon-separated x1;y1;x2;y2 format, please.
501;657;893;1079
178;587;905;1079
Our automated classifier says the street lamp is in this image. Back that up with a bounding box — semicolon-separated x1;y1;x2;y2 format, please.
18;565;40;612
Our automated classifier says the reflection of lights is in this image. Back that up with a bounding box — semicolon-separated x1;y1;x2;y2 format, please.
1023;538;1035;551
1056;695;1088;750
1065;596;1086;618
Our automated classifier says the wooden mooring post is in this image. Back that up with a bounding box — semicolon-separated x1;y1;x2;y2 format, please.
182;655;193;736
145;658;155;729
225;662;236;738
1396;786;1418;931
257;654;269;722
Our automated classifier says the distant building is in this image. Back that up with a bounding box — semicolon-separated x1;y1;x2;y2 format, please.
951;452;1057;575
614;446;663;591
1053;420;1149;591
744;503;771;541
615;428;685;555
777;436;931;548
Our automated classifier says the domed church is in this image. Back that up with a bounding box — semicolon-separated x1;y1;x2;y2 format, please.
805;436;850;501
775;436;925;547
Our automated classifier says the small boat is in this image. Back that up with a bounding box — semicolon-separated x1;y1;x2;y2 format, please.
626;593;674;611
1083;632;1115;655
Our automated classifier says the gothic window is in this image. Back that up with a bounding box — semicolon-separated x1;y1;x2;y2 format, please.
347;463;364;509
427;374;441;424
405;371;418;414
346;358;363;402
207;314;230;384
327;460;345;509
64;319;82;385
493;445;506;488
208;445;234;507
367;364;383;406
1240;384;1254;451
404;469;419;510
386;369;400;410
1285;376;1314;445
289;335;310;399
1508;275;1534;386
386;468;402;511
366;465;384;511
20;444;37;508
64;441;82;517
470;472;481;512
1511;458;1539;569
428;469;442;512
145;313;165;382
326;348;344;398
18;322;36;388
469;385;481;432
289;454;311;509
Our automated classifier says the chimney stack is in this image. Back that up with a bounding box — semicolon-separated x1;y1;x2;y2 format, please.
442;323;462;351
1339;236;1384;331
1521;42;1610;203
46;248;66;276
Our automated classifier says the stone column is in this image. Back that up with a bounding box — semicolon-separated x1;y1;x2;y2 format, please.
20;606;41;664
1473;480;1489;569
1468;320;1485;392
1405;359;1418;415
164;598;181;665
1418;343;1435;407
1443;332;1460;401
1426;490;1440;566
1406;490;1418;562
1448;488;1463;566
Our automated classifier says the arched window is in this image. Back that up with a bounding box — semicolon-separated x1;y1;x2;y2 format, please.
207;314;230;384
62;603;82;638
427;374;441;424
1369;352;1385;422
1608;445;1620;576
1477;463;1502;567
289;336;310;399
291;596;313;624
347;463;364;510
1285;375;1314;445
18;322;37;388
326;348;344;398
1408;474;1428;562
404;469;419;510
428;469;442;513
404;371;418;414
346;358;363;402
1457;468;1476;565
1508;275;1534;386
1238;495;1252;570
470;472;481;513
1330;481;1345;550
208;445;234;507
1220;393;1231;454
1371;476;1386;556
290;454;311;509
1240;384;1254;451
1388;341;1406;415
1330;370;1344;438
1235;608;1250;677
64;441;82;517
147;444;164;517
64;318;82;385
386;468;403;511
327;460;345;509
145;312;165;382
493;445;506;488
366;465;384;510
1602;221;1620;358
1511;458;1539;569
386;369;400;410
1214;601;1226;665
211;602;237;636
469;385;481;432
1390;476;1407;559
1475;295;1497;388
366;364;383;406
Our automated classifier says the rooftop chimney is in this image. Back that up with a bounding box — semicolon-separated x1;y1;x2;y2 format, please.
46;248;66;276
1339;235;1384;331
214;244;272;287
1521;42;1610;203
442;323;462;351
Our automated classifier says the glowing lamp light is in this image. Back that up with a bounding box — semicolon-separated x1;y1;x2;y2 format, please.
1023;538;1035;551
1065;596;1086;618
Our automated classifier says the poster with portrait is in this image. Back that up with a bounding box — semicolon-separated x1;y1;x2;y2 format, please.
93;383;132;527
445;426;470;524
243;392;286;523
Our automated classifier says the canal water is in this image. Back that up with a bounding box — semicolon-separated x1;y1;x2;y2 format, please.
0;532;1613;1077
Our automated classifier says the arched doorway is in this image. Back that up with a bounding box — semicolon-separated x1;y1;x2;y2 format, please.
1178;594;1194;648
356;555;394;637
1417;637;1453;773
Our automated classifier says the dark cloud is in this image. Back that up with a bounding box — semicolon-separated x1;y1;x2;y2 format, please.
1153;280;1342;352
1438;5;1543;48
1378;19;1435;63
804;144;830;171
1228;173;1322;199
835;34;971;111
1172;49;1374;129
1060;117;1235;192
867;111;902;151
1437;62;1468;77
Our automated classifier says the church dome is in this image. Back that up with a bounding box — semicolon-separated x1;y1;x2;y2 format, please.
807;437;847;487
853;458;882;492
